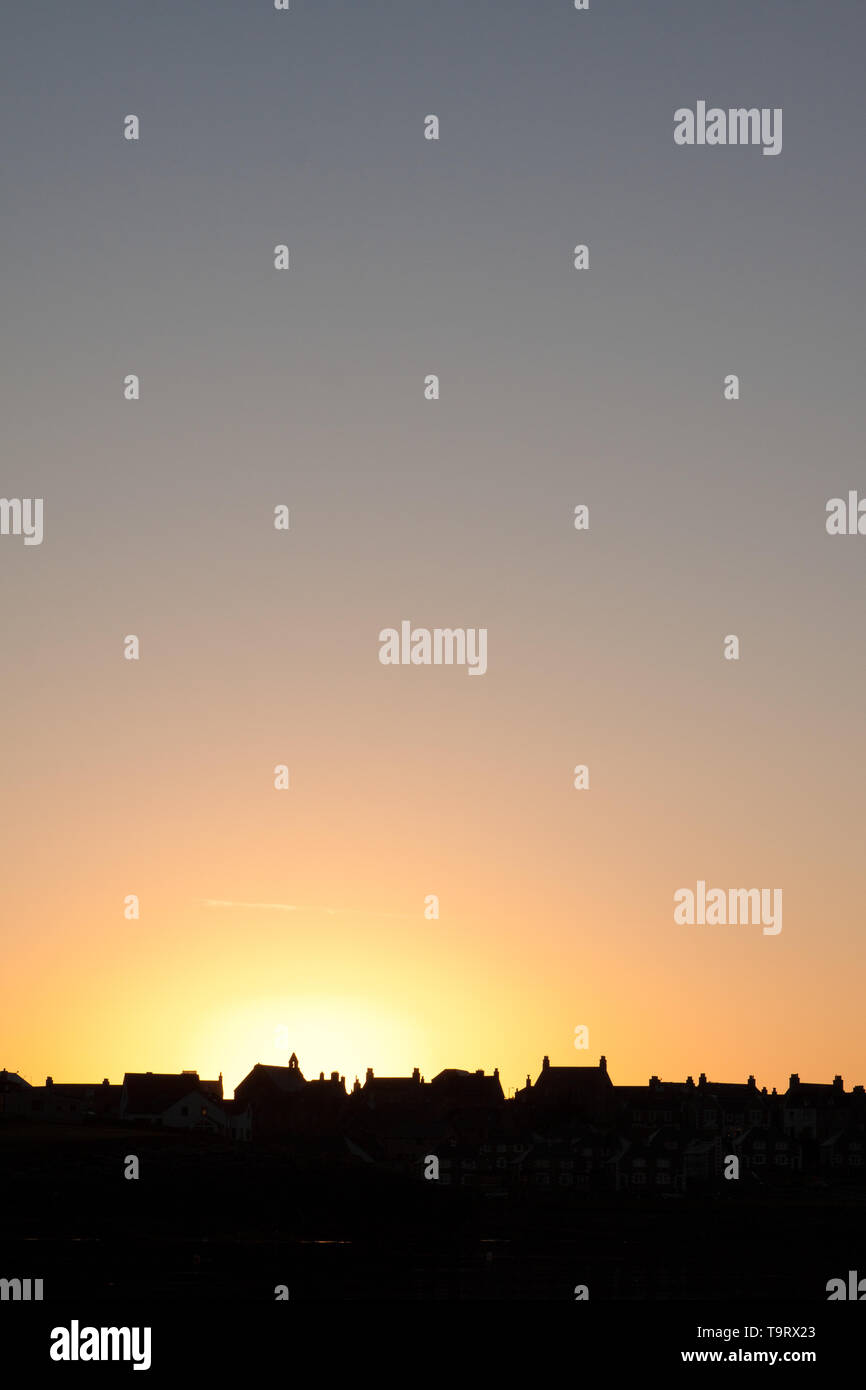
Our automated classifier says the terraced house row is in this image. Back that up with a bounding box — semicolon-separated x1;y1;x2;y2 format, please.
2;1055;864;1191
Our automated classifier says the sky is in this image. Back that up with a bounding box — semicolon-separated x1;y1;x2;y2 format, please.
2;0;865;1099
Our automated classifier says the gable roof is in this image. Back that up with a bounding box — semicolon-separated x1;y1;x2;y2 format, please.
0;1070;31;1089
253;1063;308;1093
123;1072;205;1114
430;1069;504;1105
531;1065;613;1104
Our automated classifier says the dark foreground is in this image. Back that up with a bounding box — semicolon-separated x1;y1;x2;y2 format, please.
2;1123;864;1302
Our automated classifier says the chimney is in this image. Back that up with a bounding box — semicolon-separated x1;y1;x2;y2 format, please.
475;1069;483;1076
46;1076;53;1087
330;1071;339;1083
319;1072;325;1081
412;1067;420;1083
365;1067;374;1084
102;1078;109;1087
699;1072;707;1087
833;1075;844;1092
747;1075;756;1088
789;1073;799;1088
599;1055;607;1075
542;1055;550;1071
525;1074;532;1090
494;1068;500;1081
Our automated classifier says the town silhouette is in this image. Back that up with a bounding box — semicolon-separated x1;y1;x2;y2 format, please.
4;1052;864;1194
3;1053;865;1302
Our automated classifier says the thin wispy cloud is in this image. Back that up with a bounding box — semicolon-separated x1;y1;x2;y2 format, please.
202;899;411;918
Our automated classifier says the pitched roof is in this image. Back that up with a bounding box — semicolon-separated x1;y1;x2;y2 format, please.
531;1064;613;1104
123;1072;205;1114
234;1063;308;1096
785;1082;844;1105
430;1069;504;1104
254;1063;308;1093
34;1083;122;1111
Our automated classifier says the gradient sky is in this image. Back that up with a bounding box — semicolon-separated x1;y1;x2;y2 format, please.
2;1;865;1099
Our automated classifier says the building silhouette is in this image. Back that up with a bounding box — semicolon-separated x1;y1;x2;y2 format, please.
3;1054;865;1192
